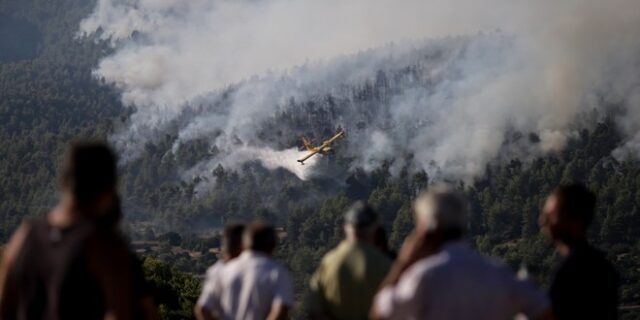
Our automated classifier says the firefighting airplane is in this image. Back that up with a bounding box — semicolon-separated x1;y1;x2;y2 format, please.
297;129;345;164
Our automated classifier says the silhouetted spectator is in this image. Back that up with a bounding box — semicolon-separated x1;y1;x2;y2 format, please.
374;226;396;260
204;222;293;320
195;223;246;320
540;184;619;319
308;202;392;320
0;141;158;320
372;184;552;320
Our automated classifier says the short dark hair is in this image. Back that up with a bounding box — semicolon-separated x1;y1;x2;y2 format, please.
244;222;277;254
553;183;597;226
60;142;117;208
222;223;245;258
344;201;379;229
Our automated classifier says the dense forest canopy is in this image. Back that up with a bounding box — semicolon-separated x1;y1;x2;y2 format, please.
0;0;123;239
1;1;639;319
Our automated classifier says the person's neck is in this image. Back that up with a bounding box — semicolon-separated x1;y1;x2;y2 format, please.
223;252;241;263
555;242;571;256
556;237;587;257
247;249;271;257
345;233;373;245
442;238;464;247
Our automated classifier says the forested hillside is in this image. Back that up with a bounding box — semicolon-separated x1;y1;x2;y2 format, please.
1;1;639;319
0;0;122;239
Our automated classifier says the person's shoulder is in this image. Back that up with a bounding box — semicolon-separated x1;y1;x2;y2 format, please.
268;257;290;272
206;260;225;277
584;246;618;279
320;242;350;265
322;245;342;260
84;228;132;267
13;219;36;237
1;220;34;265
472;251;526;284
221;255;244;272
16;216;49;242
571;245;617;272
246;256;291;283
408;250;451;277
362;243;392;266
584;245;611;263
86;227;128;249
450;244;511;271
254;255;290;276
232;252;285;273
413;245;505;278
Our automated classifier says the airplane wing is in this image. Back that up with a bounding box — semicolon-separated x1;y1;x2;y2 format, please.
298;148;321;164
323;131;345;145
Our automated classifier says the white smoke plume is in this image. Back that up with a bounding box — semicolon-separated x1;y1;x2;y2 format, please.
79;0;640;185
183;146;319;195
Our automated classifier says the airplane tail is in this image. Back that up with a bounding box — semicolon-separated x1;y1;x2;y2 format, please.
301;137;314;151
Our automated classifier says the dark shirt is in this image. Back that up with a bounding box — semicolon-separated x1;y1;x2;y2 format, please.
2;217;146;320
550;242;619;320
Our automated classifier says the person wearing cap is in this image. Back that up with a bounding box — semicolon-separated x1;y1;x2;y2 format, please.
308;202;392;320
371;185;553;320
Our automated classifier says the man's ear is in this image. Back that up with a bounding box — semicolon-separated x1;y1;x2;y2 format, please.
343;224;354;238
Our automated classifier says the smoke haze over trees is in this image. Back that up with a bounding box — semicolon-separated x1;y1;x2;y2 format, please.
78;0;640;184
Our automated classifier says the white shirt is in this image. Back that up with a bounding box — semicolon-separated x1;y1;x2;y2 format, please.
207;251;294;320
198;260;226;311
374;242;550;320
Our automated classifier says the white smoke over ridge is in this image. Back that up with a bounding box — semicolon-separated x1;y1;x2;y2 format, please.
79;0;640;184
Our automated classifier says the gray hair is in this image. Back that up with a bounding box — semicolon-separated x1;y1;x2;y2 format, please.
414;184;468;232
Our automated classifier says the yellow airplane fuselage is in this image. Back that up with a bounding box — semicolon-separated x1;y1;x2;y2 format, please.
297;131;344;164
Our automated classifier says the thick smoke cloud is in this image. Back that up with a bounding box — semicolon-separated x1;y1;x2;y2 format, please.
79;0;640;184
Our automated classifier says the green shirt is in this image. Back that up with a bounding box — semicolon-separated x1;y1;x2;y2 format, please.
309;241;392;320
